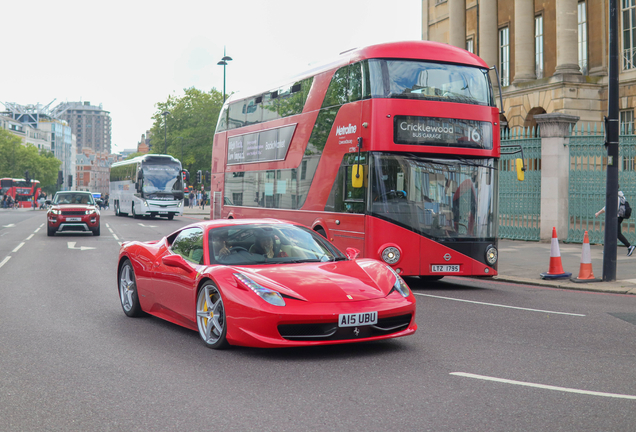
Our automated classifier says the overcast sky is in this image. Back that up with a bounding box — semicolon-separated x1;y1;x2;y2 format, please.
1;0;421;153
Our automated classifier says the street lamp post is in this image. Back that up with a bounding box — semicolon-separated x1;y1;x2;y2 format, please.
162;110;170;154
217;47;232;102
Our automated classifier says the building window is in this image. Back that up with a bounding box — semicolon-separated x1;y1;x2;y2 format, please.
623;0;636;70
499;27;510;86
535;15;544;79
620;109;634;133
578;1;588;75
466;37;474;54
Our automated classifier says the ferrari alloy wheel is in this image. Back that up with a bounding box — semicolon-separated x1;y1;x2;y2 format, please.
119;260;143;317
196;283;229;349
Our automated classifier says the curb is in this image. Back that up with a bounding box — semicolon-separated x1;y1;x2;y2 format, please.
492;275;636;295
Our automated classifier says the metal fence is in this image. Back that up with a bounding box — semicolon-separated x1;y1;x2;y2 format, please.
567;123;636;245
498;127;542;241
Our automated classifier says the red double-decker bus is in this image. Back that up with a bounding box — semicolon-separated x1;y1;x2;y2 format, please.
210;41;502;278
1;178;41;208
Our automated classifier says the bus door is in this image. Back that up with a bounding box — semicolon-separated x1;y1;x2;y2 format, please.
322;156;367;253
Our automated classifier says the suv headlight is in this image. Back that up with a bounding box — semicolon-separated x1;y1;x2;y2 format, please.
234;273;285;306
386;265;410;298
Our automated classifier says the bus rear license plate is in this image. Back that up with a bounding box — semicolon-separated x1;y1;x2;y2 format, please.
431;265;460;272
66;217;81;222
338;312;378;327
159;212;168;214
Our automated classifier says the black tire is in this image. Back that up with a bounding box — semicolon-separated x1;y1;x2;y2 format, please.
92;224;101;236
131;204;139;219
167;214;174;220
196;283;229;349
115;201;120;216
47;225;56;236
315;227;327;238
118;260;143;317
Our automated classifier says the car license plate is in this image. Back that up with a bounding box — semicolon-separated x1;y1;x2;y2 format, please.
338;312;378;327
66;217;81;222
431;265;460;272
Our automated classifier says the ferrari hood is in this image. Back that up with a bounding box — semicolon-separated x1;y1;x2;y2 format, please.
237;259;396;303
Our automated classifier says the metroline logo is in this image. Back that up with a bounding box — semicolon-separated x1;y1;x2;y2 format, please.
335;124;357;136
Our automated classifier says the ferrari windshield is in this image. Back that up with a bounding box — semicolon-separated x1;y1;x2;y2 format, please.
53;193;95;205
209;223;346;265
141;163;183;197
370;154;497;240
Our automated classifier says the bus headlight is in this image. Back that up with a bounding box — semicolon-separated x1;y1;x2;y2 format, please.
485;245;498;266
143;200;149;207
381;246;400;265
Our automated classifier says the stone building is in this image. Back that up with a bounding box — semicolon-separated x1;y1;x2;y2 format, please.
422;0;633;132
75;148;112;196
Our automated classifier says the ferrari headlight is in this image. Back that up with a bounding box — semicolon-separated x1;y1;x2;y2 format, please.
485;244;498;266
386;265;410;297
234;273;285;306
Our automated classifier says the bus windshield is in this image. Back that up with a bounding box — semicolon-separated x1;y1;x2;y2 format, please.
141;163;183;198
369;154;497;240
369;59;492;106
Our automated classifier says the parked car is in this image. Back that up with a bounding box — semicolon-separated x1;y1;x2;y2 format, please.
117;219;417;349
46;191;101;236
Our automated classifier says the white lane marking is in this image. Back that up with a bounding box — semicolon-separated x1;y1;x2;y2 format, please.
413;293;585;316
26;234;34;240
12;243;24;253
451;372;636;400
3;224;15;228
138;223;157;228
67;242;96;251
113;234;119;240
118;242;123;246
34;227;41;233
106;223;110;228
0;256;11;268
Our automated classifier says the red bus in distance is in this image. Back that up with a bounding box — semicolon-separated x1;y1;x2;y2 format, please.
1;178;41;208
210;41;500;278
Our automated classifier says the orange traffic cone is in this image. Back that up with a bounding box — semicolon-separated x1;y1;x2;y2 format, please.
571;231;601;283
540;227;572;279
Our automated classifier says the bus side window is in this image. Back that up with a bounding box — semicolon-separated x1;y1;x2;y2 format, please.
322;66;349;108
228;102;246;129
349;62;363;102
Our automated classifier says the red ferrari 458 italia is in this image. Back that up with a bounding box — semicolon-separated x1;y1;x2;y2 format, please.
117;219;417;349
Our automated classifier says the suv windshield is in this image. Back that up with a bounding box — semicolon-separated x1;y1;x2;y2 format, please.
53;193;95;205
209;223;346;265
369;153;497;240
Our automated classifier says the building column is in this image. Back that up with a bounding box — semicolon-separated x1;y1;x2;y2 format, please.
478;0;498;67
535;113;580;241
555;0;582;75
513;0;536;83
422;0;429;41
449;0;466;49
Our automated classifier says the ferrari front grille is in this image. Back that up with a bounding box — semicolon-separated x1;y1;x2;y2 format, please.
278;314;412;341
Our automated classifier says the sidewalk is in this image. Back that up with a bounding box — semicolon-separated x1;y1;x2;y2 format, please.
495;238;636;295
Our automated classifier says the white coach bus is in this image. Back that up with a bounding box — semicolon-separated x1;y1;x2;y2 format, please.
110;154;185;220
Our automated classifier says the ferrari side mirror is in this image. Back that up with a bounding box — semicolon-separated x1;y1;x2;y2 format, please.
162;254;195;273
345;247;360;260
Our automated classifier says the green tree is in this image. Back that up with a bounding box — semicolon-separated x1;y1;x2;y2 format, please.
0;129;60;191
149;87;224;187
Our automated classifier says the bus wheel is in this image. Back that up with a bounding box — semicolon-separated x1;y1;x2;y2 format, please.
132;204;140;219
314;227;327;238
167;214;174;220
419;275;444;281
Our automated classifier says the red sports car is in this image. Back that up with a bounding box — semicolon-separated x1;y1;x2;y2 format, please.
117;219;417;349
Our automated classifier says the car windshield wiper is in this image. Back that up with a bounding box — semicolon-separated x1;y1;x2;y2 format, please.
289;258;322;263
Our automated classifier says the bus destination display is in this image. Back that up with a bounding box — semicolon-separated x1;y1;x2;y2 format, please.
394;116;492;149
227;124;296;165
